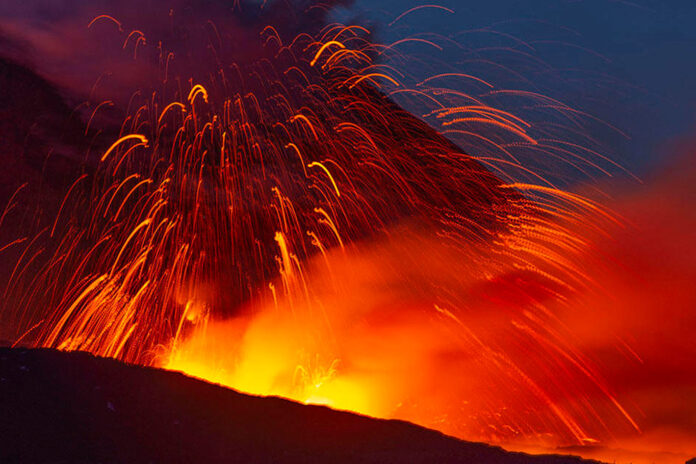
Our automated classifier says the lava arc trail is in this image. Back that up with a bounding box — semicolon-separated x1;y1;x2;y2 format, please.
0;2;693;463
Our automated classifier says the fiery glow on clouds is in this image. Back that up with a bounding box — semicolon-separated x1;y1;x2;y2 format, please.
165;156;696;463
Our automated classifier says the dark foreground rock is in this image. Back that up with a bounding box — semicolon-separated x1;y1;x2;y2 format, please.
0;347;602;464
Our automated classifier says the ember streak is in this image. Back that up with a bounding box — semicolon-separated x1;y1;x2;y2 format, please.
0;2;693;463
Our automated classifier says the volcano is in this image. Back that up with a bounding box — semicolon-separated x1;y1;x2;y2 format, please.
1;1;694;463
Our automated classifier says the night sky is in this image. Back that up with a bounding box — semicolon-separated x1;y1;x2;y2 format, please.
333;0;696;176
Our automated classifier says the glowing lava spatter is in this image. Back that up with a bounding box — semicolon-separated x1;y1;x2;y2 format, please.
2;2;691;463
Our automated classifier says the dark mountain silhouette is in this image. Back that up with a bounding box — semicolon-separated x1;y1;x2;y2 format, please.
0;347;603;464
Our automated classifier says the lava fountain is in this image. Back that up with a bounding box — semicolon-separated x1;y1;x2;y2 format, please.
0;1;693;463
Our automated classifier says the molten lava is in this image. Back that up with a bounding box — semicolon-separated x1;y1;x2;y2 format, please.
0;2;694;463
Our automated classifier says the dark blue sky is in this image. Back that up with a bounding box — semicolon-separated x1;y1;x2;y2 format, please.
335;0;696;177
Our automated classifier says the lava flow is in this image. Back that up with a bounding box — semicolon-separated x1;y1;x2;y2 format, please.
0;1;693;463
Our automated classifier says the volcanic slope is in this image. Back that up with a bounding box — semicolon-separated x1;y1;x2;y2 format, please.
0;347;603;464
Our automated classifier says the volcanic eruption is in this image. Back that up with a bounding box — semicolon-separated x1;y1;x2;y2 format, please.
0;1;694;463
